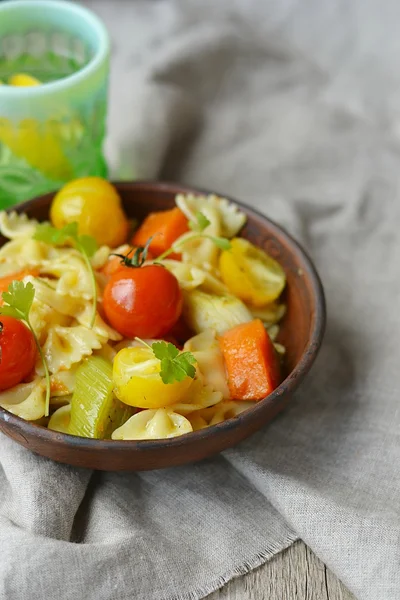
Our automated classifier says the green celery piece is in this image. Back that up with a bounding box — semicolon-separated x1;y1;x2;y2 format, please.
68;356;133;439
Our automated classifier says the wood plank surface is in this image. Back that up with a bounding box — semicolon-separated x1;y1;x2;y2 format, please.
207;541;356;600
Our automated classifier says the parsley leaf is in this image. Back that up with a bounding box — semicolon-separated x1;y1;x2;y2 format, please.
189;211;211;232
151;341;197;384
0;281;51;416
209;236;231;250
34;222;98;326
78;234;98;258
152;341;179;361
35;221;78;246
2;279;35;317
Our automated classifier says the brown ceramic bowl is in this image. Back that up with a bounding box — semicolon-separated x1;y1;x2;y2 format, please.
0;181;325;471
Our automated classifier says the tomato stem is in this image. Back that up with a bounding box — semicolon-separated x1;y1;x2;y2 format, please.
111;237;153;269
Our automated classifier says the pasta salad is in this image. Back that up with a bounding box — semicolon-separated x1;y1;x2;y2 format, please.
0;177;286;441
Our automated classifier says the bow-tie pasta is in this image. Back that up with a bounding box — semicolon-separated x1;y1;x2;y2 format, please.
48;404;71;433
0;379;46;421
176;193;246;239
0;211;39;239
184;330;230;399
112;408;193;440
171;377;223;415
43;325;103;373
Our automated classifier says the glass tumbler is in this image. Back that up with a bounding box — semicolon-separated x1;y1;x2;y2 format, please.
0;0;110;208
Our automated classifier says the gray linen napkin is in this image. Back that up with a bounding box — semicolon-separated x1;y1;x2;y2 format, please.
1;1;400;599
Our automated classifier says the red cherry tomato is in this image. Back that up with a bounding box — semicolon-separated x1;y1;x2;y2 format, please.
0;316;37;391
103;265;183;338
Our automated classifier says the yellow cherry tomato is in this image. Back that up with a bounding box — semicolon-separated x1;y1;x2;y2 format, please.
50;177;129;247
113;347;193;409
219;238;286;307
8;73;41;86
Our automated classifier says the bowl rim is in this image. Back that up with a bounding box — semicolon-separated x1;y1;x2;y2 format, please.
0;180;326;451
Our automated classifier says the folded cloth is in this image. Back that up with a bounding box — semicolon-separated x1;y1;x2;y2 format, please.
1;1;400;599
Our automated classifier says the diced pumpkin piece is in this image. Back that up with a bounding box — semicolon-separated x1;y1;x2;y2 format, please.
132;207;188;258
219;319;280;401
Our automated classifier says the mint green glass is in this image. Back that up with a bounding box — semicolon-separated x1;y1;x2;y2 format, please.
0;0;110;208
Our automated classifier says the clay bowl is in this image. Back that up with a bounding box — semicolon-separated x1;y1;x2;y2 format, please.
0;181;326;471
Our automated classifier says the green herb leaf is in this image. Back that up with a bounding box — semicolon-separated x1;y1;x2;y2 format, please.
0;281;51;416
35;221;78;245
78;234;97;258
189;211;211;232
59;221;79;239
152;341;179;361
34;222;98;327
151;341;196;384
209;236;231;250
2;280;34;319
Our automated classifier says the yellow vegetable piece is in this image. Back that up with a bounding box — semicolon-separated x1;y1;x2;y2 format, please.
51;177;129;247
8;73;41;87
113;347;193;409
219;238;286;307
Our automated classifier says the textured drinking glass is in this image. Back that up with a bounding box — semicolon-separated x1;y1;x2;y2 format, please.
0;0;110;208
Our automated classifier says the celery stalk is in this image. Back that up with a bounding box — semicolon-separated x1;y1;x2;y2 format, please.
68;356;133;439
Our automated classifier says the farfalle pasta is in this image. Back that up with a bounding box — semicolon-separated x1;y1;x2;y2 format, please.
176;193;246;238
184;330;230;399
170;377;223;415
0;181;287;441
173;204;221;269
112;408;193;441
162;259;228;294
43;325;103;373
0;378;47;421
42;252;95;299
0;237;50;267
0;211;39;239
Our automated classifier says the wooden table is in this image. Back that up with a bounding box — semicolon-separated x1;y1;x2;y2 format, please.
208;542;356;600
